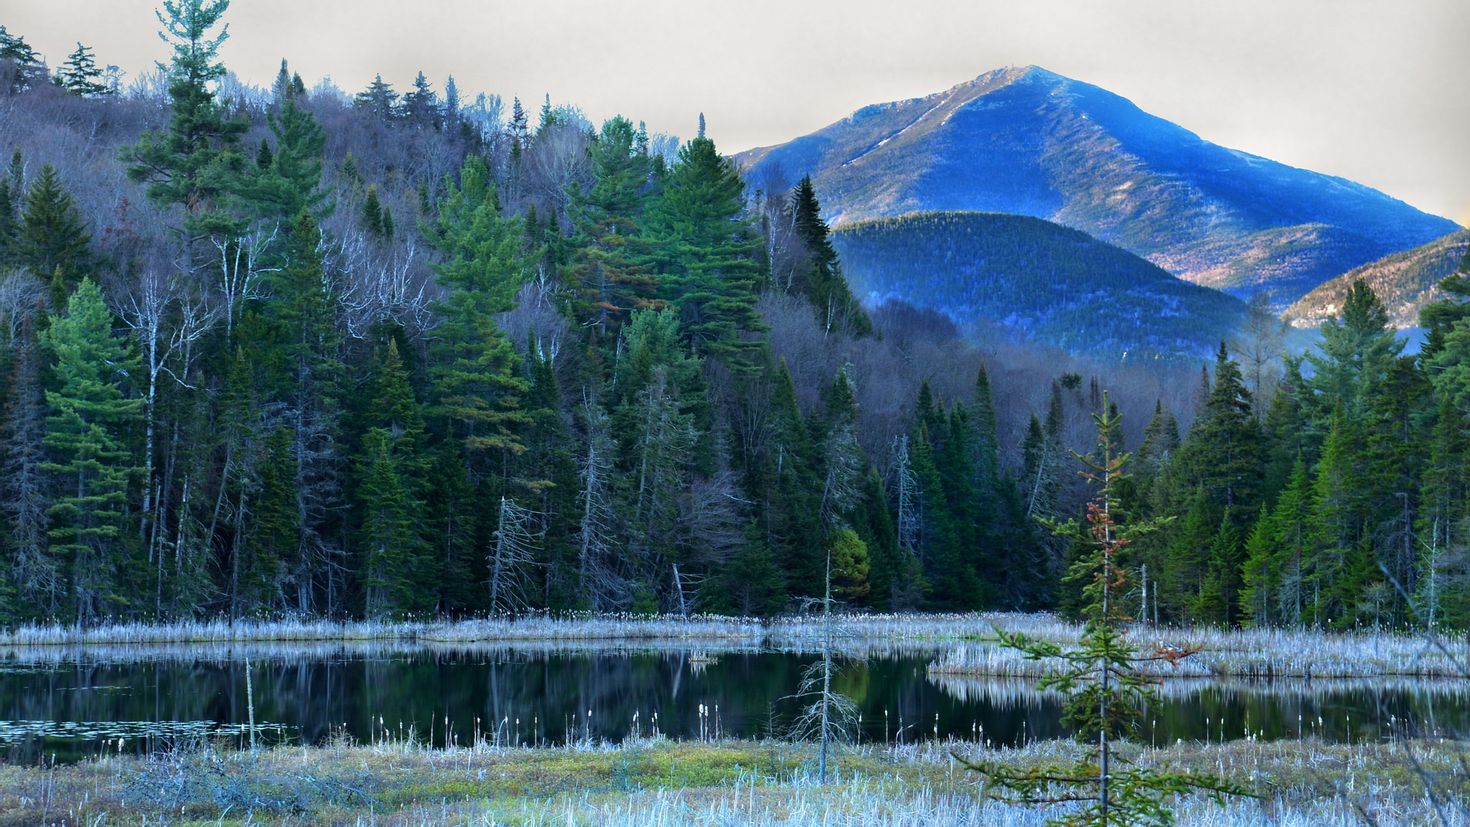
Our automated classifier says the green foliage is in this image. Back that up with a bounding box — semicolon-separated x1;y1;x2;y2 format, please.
119;0;249;238
786;177;869;336
566;116;657;341
963;396;1249;826
17;166;91;296
39;280;143;624
427;156;532;464
643;134;763;370
55;42;112;97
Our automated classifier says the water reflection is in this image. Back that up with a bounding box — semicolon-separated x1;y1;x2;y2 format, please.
0;645;1465;762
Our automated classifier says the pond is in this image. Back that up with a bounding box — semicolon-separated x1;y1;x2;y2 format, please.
1;644;1467;762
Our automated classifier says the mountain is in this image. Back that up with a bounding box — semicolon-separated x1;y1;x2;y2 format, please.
739;66;1458;308
830;211;1246;359
1286;229;1470;329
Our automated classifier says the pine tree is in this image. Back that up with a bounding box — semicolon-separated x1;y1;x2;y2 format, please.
246;96;330;220
55;42;112;97
40;280;144;625
261;211;343;614
829;526;870;604
119;0;249;240
643;134;763;369
1306;280;1402;428
566;116;657;341
1415;397;1470;629
362;185;385;238
0;176;18;268
17;166;91;294
1306;415;1361;629
1182;342;1265;513
0;26;47;93
761;360;818;596
1135;400;1178;479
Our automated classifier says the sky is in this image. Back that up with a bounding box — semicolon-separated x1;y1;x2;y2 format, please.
9;0;1468;225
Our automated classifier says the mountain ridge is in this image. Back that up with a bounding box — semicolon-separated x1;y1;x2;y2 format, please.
738;65;1459;308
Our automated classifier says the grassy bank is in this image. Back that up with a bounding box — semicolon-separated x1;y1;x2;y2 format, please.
1;735;1466;825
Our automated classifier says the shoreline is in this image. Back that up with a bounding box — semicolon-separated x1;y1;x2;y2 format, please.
0;612;1465;679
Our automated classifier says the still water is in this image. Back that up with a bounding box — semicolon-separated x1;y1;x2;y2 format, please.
1;645;1466;761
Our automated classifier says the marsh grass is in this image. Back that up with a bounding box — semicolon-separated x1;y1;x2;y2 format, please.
1;734;1466;825
3;612;1463;679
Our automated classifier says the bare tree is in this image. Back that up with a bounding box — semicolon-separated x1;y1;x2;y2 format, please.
1231;292;1288;421
489;495;543;615
575;397;622;610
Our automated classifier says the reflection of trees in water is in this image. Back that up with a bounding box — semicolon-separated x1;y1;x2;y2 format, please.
5;650;1466;758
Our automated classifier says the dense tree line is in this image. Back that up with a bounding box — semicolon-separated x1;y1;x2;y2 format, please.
2;4;1463;631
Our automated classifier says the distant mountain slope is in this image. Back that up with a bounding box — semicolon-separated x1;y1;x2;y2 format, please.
1286;229;1470;329
739;66;1458;308
830;211;1246;359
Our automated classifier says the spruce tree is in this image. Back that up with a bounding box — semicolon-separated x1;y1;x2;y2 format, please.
354;428;424;618
967;395;1247;825
3;317;56;618
786;177;869;335
425;156;532;466
17;166;91;294
400;71;441;129
354;74;399;120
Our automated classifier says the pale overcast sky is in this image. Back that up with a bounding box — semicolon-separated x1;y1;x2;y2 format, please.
8;0;1468;224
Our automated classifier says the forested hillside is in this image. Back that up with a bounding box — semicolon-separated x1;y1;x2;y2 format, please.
831;211;1246;359
1;3;1469;633
1288;229;1470;329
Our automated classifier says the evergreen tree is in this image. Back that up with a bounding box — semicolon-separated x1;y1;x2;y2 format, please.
246;96;330;220
425;156;532;466
0;26;47;93
1306;415;1362;629
120;0;249;241
55;42;112;97
40;280;144;625
3;317;57;618
566;116;657;341
17;166;91;294
643;133;763;369
400;71;441;129
786;177;869;335
261;211;343;614
354;428;424;618
968;394;1245;826
1306;280;1402;428
829;526;870;604
354;74;399;120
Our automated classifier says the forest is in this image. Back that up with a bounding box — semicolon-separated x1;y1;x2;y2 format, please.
0;1;1468;635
